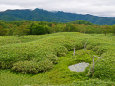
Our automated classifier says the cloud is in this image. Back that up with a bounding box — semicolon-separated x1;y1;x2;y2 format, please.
0;0;115;17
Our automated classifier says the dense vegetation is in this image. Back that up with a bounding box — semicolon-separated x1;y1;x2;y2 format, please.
0;20;115;36
0;32;115;86
0;8;115;25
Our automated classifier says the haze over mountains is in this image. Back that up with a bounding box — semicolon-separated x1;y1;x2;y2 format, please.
0;8;115;25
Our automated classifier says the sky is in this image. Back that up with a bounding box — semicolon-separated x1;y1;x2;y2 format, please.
0;0;115;17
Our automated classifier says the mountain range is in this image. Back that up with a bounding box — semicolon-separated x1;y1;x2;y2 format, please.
0;8;115;25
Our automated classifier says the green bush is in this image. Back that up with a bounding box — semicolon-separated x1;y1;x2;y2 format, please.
94;51;115;81
56;46;68;57
46;54;58;64
0;61;14;69
12;61;39;74
12;60;54;74
37;59;54;72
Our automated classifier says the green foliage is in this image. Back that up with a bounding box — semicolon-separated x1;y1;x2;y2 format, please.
94;51;115;81
37;59;54;72
0;20;115;36
100;25;111;36
56;46;68;57
29;23;52;35
12;61;39;74
0;61;14;69
12;60;53;74
0;32;115;85
64;79;115;86
69;20;93;25
0;25;8;35
0;70;114;86
46;54;58;64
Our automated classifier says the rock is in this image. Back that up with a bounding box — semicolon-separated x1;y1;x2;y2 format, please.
68;62;89;72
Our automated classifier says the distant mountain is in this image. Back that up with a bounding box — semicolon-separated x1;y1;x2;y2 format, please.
0;8;115;25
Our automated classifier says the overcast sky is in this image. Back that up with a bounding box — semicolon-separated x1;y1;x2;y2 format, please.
0;0;115;17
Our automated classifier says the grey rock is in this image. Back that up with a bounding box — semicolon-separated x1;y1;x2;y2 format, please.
68;62;89;72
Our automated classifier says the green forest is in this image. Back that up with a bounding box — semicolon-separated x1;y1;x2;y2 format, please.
0;20;115;86
0;20;115;36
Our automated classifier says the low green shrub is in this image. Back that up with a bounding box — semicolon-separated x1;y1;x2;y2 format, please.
94;50;115;81
12;60;53;74
46;54;58;64
37;59;54;72
75;49;95;63
56;46;68;57
0;61;14;69
12;61;39;74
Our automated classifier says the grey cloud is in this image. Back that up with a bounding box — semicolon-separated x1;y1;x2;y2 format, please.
0;0;115;17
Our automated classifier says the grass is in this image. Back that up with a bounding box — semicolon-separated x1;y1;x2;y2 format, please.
0;32;115;86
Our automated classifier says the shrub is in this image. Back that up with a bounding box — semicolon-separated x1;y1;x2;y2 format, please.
56;46;68;57
12;60;54;74
46;54;58;64
12;61;39;74
37;59;54;72
94;51;115;81
0;61;14;69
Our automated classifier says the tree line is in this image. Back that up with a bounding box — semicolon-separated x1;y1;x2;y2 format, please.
0;20;115;36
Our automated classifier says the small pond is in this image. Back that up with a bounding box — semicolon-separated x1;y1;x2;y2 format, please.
68;62;89;72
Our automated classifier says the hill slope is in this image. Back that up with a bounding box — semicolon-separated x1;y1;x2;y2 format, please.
0;8;115;25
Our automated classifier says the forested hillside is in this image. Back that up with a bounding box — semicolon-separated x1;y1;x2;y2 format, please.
0;8;115;25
